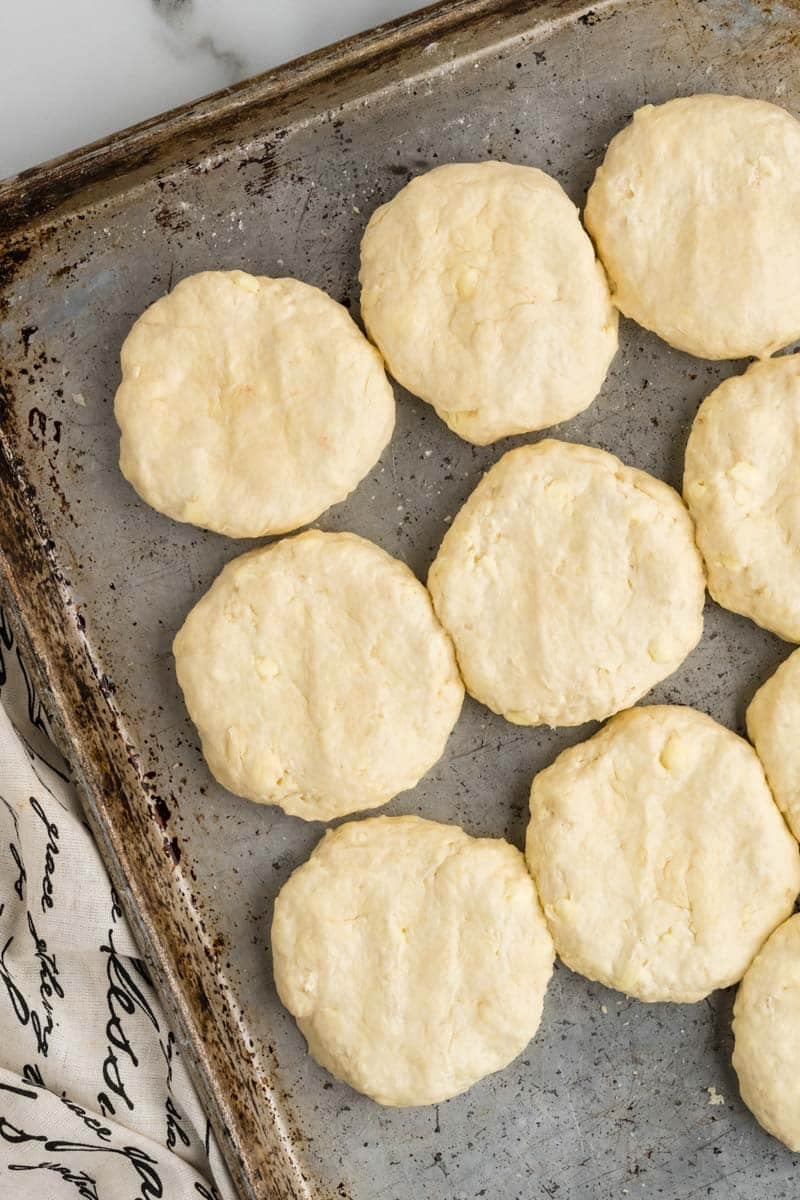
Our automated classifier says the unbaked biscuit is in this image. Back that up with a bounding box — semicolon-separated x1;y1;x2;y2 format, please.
733;914;800;1152
360;161;617;444
272;815;554;1105
585;95;800;359
684;355;800;640
526;705;800;1003
115;270;394;537
747;648;800;842
173;531;464;820
428;440;705;728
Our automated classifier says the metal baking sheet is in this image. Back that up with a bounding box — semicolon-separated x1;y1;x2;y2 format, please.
1;1;799;1196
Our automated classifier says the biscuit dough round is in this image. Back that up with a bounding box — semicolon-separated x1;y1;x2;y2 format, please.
272;815;554;1105
359;161;617;444
747;648;800;842
684;356;800;641
427;440;705;728
526;705;800;1003
733;914;800;1151
115;270;395;537
173;531;464;820
585;94;800;359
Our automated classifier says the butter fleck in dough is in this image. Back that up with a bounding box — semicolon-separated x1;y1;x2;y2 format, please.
684;355;800;641
747;647;800;842
272;815;554;1105
526;705;800;1003
585;95;800;359
360;161;617;445
428;440;705;728
173;531;464;820
115;270;395;537
733;914;800;1151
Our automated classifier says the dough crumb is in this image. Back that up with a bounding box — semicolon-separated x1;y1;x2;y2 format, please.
707;1086;725;1106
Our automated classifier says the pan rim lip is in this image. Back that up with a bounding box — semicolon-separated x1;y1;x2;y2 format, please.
0;0;605;230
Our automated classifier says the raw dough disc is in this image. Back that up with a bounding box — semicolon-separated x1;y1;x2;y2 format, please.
115;270;395;537
585;94;800;359
733;914;800;1152
173;530;464;820
526;705;800;1003
427;439;705;727
359;161;617;444
272;815;554;1105
747;647;800;842
684;355;800;641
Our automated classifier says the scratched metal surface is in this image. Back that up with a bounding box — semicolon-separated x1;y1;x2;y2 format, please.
1;0;800;1196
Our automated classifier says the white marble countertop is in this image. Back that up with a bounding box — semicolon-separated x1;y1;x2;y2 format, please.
0;0;422;181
